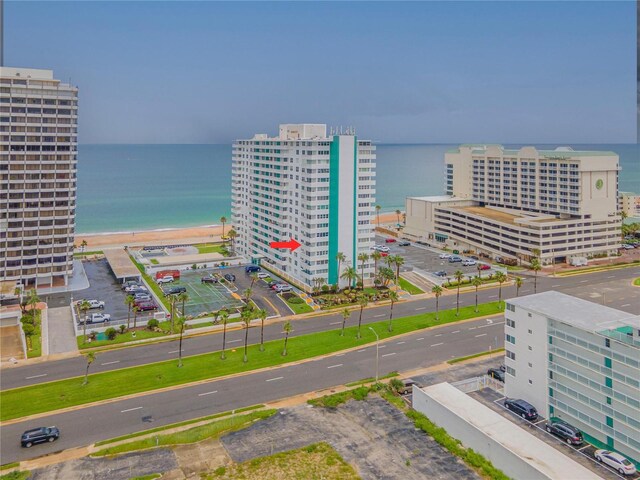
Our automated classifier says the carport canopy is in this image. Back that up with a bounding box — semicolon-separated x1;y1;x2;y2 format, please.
103;248;142;283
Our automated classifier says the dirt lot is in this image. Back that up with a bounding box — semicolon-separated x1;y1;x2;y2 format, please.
222;396;479;480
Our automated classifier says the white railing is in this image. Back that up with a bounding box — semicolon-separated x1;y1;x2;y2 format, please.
452;375;504;394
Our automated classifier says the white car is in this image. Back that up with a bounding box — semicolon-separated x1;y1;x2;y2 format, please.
156;276;174;284
378;246;390;253
439;253;451;259
275;284;292;293
257;272;269;279
125;285;148;293
79;299;105;309
79;313;111;324
462;260;477;266
594;450;636;475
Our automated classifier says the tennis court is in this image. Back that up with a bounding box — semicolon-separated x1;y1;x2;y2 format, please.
171;269;245;317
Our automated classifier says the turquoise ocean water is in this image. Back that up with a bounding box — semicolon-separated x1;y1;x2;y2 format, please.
76;143;639;234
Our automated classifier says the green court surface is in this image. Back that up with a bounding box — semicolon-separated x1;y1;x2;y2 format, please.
166;270;244;317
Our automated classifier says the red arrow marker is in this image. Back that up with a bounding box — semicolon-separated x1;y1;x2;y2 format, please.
270;238;301;252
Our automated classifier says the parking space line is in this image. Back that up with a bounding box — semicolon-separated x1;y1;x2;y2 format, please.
266;376;284;382
121;406;143;413
579;280;588;283
327;364;343;369
434;334;442;337
379;345;387;349
101;360;120;366
469;327;476;330
381;353;396;357
335;353;345;357
488;295;497;299
430;342;443;347
198;390;218;397
552;284;561;287
577;445;591;451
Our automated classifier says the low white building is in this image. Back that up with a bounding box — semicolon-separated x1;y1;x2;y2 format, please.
504;291;640;464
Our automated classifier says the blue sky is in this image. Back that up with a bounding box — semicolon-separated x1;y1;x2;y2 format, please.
4;1;637;144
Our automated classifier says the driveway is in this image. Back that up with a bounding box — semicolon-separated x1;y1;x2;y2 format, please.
222;265;289;317
48;306;78;355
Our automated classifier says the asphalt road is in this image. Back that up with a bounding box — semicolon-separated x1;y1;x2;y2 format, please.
2;267;638;391
0;315;505;464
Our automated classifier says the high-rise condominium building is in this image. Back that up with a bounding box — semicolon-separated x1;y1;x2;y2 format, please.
404;145;621;265
504;291;639;464
231;124;376;291
0;67;78;288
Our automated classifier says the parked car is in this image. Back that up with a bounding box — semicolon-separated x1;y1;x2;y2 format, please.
398;378;419;395
594;450;636;475
164;286;187;296
398;241;410;246
469;255;479;260
462;260;477;266
21;426;60;448
487;368;504;382
378;246;390;252
133;293;152;302
79;313;111;324
545;419;583;445
275;284;292;293
479;264;491;271
257;272;269;279
224;273;236;282
155;269;180;280
380;252;389;257
448;256;462;263
245;265;261;273
267;280;279;288
434;270;447;277
122;280;140;289
125;285;148;293
439;253;451;259
135;301;158;311
201;274;218;284
157;275;174;284
504;398;538;421
385;238;397;243
78;299;104;309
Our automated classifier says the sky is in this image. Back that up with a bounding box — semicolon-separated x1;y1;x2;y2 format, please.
4;1;637;144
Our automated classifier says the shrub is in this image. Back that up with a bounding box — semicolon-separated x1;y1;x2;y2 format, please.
147;318;159;330
288;296;304;304
192;264;197;270
20;315;35;325
105;327;117;340
389;378;404;394
321;284;330;293
118;324;126;334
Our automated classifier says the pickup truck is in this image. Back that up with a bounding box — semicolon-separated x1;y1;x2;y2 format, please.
78;299;105;309
79;313;111;324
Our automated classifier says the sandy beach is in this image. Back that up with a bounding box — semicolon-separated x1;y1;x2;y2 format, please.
77;212;403;249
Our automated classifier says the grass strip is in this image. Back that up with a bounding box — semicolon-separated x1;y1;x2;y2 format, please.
0;302;500;421
447;348;505;365
93;409;276;457
282;295;314;314
77;320;174;349
0;472;29;480
130;475;160;480
345;371;399;387
195;243;225;254
398;277;424;295
0;464;18;472
73;250;104;257
130;255;171;310
633;277;640;286
94;404;265;446
553;260;640;277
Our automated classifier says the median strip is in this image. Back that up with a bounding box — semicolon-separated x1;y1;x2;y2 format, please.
0;302;502;422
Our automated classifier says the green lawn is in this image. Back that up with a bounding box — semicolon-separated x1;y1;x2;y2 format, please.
0;471;29;480
633;277;640;286
77;321;174;349
22;310;41;359
0;302;501;421
398;277;424;295
194;243;225;255
447;348;505;364
443;276;503;289
281;293;313;314
93;409;276;457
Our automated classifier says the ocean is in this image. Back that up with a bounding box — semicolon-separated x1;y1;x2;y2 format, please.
76;143;640;234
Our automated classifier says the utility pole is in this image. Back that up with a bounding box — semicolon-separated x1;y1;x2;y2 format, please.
369;327;379;383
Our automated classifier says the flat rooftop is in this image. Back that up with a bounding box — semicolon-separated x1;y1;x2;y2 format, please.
103;249;142;280
447;144;618;158
418;383;602;480
455;206;519;224
508;292;639;345
408;195;466;203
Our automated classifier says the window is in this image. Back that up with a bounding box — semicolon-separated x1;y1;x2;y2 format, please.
605;338;611;348
506;334;516;344
506;366;516;377
506;318;516;328
506;303;515;312
529;379;533;385
528;362;533;368
506;350;516;360
528;329;532;334
528;345;532;351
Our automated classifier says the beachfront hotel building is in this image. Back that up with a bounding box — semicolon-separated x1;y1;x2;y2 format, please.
403;145;621;265
231;124;376;292
0;67;78;289
504;292;640;464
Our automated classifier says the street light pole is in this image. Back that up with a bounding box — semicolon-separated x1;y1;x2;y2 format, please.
369;327;379;383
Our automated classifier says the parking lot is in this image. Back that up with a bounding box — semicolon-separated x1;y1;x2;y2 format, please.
375;235;495;281
470;388;640;480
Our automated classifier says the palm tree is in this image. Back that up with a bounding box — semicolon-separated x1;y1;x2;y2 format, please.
340;266;359;290
22;323;35;351
393;255;405;285
227;228;237;254
531;259;541;293
402;212;406;225
82;352;96;385
371;251;382;279
132;305;140;328
243;288;253;305
249;273;259;289
454;270;464;316
125;294;135;329
176;317;186;367
335;252;346;288
495;271;507;308
395;209;402;225
356;294;369;339
379;267;395;287
241;308;253;363
281;321;292;356
340;308;350;336
26;289;40;312
515;276;523;297
219;310;229;360
432;285;443;320
79;300;91;342
530;248;541;262
80;239;88;252
471;276;482;313
258;308;267;351
220;216;227;238
375;205;381;226
387;291;399;332
357;253;369;290
168;295;177;333
177;291;189;317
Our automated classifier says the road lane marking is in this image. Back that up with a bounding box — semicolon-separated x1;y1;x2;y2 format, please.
621;304;631;307
327;364;343;369
552;284;561;287
335;353;345;357
469;327;477;330
101;361;120;366
198;390;218;396
430;343;444;347
329;321;342;325
379;345;387;349
434;334;442;337
416;337;425;341
579;280;588;283
25;374;47;379
266;376;284;382
397;341;406;345
373;314;385;318
475;333;487;337
121;406;143;413
415;307;427;311
168;349;184;354
227;339;242;343
488;295;497;299
451;330;460;334
381;353;396;357
357;349;367;352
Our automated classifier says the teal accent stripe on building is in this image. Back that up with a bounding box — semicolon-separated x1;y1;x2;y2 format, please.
328;136;340;285
353;137;358;283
